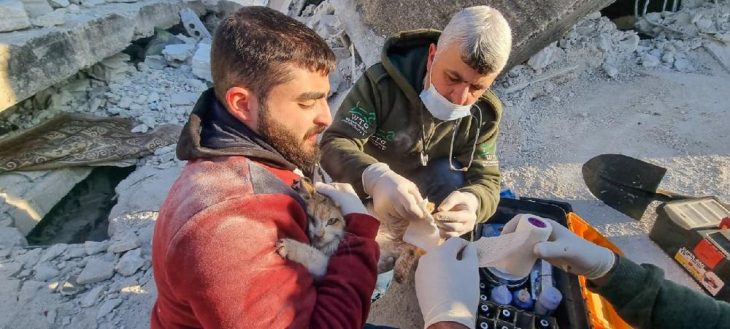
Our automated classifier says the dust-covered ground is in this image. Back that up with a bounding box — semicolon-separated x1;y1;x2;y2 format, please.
0;1;729;328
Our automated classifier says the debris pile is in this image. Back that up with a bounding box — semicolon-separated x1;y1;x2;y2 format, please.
1;43;209;134
635;1;730;72
0;212;156;328
494;12;642;111
1;1;729;328
299;0;365;104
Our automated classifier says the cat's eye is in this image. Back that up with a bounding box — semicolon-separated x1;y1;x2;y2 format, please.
327;218;339;225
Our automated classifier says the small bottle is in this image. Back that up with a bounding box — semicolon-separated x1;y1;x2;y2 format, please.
535;286;563;316
490;285;512;305
511;288;534;310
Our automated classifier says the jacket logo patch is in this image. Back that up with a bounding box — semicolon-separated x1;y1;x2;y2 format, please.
369;129;395;151
477;141;498;167
342;102;376;137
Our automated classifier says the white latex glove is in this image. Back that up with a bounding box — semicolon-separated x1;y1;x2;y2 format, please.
434;191;479;238
315;182;368;216
362;162;425;220
502;217;616;280
416;238;479;329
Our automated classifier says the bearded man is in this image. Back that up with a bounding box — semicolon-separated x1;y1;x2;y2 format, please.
150;7;380;328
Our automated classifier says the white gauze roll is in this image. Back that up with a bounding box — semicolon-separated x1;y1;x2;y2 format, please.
472;214;552;279
403;199;441;252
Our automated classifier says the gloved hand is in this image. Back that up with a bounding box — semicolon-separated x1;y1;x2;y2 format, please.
416;238;479;329
315;182;368;216
502;217;616;280
434;191;479;238
362;162;425;220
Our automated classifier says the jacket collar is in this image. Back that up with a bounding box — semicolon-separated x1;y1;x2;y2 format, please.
176;88;297;171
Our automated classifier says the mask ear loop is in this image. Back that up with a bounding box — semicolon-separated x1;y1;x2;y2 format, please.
449;104;482;172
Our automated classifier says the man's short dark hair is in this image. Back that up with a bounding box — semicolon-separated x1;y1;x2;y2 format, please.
211;6;336;104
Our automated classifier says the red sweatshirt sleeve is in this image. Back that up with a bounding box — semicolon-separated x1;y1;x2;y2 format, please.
162;194;380;329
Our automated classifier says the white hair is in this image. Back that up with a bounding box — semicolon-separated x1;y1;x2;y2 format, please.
436;6;513;74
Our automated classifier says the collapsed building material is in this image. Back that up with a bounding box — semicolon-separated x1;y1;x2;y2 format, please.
0;0;33;32
0;168;92;235
192;42;212;82
21;0;54;18
705;38;730;73
162;43;196;66
331;0;614;71
180;7;212;41
0;0;205;114
0;112;179;235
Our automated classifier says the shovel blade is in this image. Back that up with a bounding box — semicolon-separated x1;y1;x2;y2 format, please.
582;154;667;220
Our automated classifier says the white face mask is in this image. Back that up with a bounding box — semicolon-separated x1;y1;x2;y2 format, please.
419;69;473;121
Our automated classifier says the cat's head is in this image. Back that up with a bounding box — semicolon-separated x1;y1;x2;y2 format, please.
293;178;346;250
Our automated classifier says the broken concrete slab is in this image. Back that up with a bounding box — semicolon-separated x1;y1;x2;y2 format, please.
268;0;292;14
0;227;27;247
214;0;267;18
108;161;184;219
114;249;144;276
77;257;115;284
86;53;135;83
0;0;33;33
49;0;71;8
0;0;206;114
180;7;211;41
107;231;140;253
191;42;212;82
30;9;67;28
0;168;92;235
704;38;730;74
331;0;614;71
21;0;55;17
33;261;60;281
84;240;110;255
162;43;195;66
330;0;383;67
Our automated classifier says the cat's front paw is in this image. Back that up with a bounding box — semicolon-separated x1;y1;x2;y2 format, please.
276;239;292;258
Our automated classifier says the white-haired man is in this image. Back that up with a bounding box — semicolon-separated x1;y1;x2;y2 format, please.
321;6;512;239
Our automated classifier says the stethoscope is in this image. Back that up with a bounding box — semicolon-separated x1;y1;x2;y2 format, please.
419;103;483;172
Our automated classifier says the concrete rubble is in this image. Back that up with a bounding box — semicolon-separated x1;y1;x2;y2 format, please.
331;0;616;70
0;0;207;113
0;168;92;235
21;0;54;18
0;0;32;33
0;0;729;328
0;209;157;328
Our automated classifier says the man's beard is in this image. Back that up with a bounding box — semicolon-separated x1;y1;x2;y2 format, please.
258;104;325;175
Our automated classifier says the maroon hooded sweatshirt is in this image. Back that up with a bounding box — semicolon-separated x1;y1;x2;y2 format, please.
151;89;380;329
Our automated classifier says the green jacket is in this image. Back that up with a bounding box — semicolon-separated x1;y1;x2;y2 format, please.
591;256;730;328
320;29;503;222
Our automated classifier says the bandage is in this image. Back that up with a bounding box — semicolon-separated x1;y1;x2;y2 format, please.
405;212;552;279
403;199;441;251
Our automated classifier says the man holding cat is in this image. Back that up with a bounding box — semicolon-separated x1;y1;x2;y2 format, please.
321;6;512;239
151;7;381;328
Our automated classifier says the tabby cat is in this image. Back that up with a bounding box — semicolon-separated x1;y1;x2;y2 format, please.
276;178;432;283
275;178;346;280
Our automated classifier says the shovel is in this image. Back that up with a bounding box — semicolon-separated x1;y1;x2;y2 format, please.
581;154;692;220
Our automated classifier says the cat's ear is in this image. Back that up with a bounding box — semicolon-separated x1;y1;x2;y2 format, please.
293;177;316;200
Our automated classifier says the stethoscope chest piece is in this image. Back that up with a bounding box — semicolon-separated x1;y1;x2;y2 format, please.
420;152;429;166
